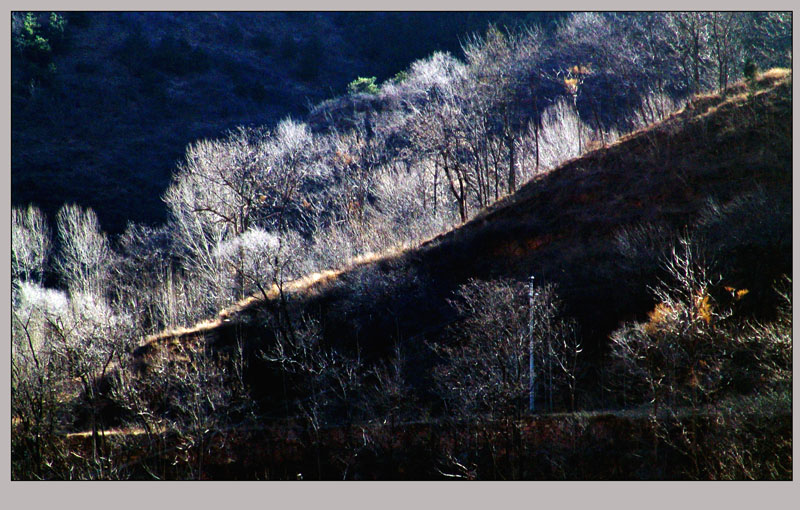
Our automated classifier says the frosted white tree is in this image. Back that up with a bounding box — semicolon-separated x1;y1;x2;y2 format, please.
536;98;594;170
164;119;323;307
12;205;51;285
55;204;112;296
214;227;307;300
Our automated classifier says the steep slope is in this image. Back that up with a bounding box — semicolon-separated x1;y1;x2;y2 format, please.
129;70;792;410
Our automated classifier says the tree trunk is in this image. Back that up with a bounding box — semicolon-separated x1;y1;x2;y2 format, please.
507;134;516;193
433;159;439;213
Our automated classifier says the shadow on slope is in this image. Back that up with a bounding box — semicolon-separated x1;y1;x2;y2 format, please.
116;69;793;419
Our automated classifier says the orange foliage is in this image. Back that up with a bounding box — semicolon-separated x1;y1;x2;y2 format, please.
695;292;713;324
644;302;674;334
569;64;592;75
644;292;714;332
563;77;579;94
724;286;749;301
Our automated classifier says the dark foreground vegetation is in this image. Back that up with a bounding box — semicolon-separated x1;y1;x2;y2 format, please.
11;12;792;480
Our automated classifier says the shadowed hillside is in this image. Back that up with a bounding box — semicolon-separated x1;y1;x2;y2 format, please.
130;70;791;410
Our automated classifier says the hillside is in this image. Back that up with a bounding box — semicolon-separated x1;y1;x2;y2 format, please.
14;12;789;236
11;12;792;479
43;70;786;481
132;69;791;410
11;11;551;234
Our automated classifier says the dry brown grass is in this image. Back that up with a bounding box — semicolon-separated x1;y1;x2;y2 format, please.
66;426;166;439
758;67;791;82
142;242;417;349
143;318;224;345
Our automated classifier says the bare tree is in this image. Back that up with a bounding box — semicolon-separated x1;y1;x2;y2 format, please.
164;119;322;307
666;13;713;95
364;342;416;430
404;52;474;223
108;323;256;480
214;227;308;301
536;97;594;170
741;12;792;71
609;231;791;478
708;12;747;92
12;279;132;478
55;204;112;296
366;161;457;247
12;204;129;479
433;278;581;420
611;235;720;415
631;87;682;128
111;222;200;333
12;204;51;286
262;317;369;479
408;103;471;222
11;284;68;479
428;278;581;480
164;343;243;479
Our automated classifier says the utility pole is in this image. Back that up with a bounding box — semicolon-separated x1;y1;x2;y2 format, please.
528;275;535;413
